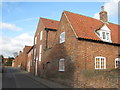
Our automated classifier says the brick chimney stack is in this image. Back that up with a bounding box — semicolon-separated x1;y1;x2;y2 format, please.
99;6;108;22
20;51;22;54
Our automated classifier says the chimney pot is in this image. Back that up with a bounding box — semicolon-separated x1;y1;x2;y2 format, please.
101;6;104;11
99;6;108;22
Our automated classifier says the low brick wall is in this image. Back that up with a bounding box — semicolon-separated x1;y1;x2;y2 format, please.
75;69;119;88
46;69;119;88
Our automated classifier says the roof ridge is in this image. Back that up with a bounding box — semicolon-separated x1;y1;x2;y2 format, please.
64;10;119;26
64;10;101;21
40;17;59;22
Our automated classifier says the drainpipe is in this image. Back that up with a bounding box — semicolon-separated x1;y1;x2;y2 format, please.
46;30;49;49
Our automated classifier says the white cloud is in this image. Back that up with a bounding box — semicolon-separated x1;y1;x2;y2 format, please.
0;33;33;58
93;12;100;20
104;0;119;16
0;22;22;31
93;0;120;20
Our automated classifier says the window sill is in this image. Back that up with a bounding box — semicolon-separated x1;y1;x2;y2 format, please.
95;68;106;70
58;70;65;72
44;47;52;51
59;42;65;45
101;39;112;43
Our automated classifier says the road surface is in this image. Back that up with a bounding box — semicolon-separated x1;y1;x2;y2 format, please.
2;66;48;88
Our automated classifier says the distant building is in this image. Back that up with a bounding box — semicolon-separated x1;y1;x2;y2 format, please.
13;46;32;70
26;46;34;73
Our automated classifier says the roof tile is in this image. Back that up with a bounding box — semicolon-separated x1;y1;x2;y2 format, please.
64;11;120;44
41;17;59;30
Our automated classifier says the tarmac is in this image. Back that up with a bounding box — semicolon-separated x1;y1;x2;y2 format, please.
17;68;70;88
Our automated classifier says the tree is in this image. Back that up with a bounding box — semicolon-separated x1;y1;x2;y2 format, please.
5;57;14;66
0;55;4;64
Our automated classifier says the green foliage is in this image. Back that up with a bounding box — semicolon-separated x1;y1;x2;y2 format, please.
0;55;4;63
5;57;14;66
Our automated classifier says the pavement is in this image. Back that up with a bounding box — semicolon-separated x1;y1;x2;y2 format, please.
2;66;70;88
17;67;70;88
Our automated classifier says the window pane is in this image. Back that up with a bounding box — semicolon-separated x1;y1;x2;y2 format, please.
59;59;65;71
106;33;109;40
34;48;36;60
115;58;120;68
60;32;65;43
102;32;106;39
39;54;41;61
39;45;42;54
40;31;43;40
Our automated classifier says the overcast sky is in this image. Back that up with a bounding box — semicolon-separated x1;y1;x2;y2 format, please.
0;0;119;58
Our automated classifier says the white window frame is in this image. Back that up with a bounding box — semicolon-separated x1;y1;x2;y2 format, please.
115;58;120;68
39;45;42;61
40;31;43;40
59;59;65;71
34;48;36;60
60;32;65;44
95;56;106;69
35;36;37;44
36;56;38;61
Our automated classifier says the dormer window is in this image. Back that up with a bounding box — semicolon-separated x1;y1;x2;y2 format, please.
95;24;112;43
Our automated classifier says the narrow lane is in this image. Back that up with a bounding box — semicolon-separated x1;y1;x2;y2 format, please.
2;66;48;88
2;66;17;88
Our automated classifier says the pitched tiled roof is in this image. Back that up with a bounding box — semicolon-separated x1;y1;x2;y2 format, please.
64;11;120;44
27;45;34;54
24;46;33;53
41;17;59;30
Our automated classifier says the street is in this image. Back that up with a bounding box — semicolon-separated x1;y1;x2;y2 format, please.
2;66;49;88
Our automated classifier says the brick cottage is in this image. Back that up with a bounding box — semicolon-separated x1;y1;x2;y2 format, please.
32;6;120;88
26;46;34;73
13;6;120;88
13;45;32;70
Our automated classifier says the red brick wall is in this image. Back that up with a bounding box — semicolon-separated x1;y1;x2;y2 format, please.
13;46;31;70
29;48;35;74
27;48;33;72
13;51;23;68
37;13;119;88
21;46;31;70
33;18;58;77
33;19;45;76
13;56;18;67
